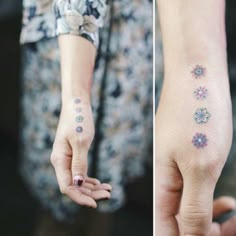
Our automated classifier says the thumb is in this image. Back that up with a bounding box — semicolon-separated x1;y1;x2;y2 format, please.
71;140;88;187
180;176;215;236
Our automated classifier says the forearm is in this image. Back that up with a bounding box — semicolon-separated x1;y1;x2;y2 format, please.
156;0;232;156
157;0;227;78
58;34;96;105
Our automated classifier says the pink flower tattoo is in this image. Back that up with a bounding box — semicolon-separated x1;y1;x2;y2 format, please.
191;65;206;79
192;133;208;149
194;86;208;100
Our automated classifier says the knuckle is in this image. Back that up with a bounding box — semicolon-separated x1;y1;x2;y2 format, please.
185;156;223;182
194;158;223;181
50;153;57;166
72;161;87;173
74;134;94;148
181;205;210;234
59;186;66;195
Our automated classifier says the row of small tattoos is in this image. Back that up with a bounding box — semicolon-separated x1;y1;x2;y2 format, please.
74;98;84;133
191;65;209;149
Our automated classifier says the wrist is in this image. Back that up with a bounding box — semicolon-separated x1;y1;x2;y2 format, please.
159;0;226;69
62;90;91;108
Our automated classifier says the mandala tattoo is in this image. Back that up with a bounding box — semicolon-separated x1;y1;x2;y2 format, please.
76;107;82;112
74;98;81;104
192;133;208;148
76;115;84;122
194;86;208;100
194;108;211;124
76;126;83;133
191;65;206;79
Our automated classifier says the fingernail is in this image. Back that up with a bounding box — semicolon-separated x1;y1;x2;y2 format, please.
73;175;84;187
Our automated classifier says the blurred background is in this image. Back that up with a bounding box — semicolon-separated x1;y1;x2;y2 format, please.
156;1;236;201
0;1;153;235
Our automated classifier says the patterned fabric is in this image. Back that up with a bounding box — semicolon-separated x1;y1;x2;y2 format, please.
20;0;107;48
20;0;153;222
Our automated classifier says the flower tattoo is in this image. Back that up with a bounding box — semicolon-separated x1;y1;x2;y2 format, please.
76;107;82;112
74;98;81;104
74;98;83;133
191;65;206;79
194;108;211;124
192;133;208;149
194;86;208;100
76;115;84;122
76;126;83;133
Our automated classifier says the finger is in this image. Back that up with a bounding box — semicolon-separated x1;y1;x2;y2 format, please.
93;183;112;192
79;187;92;196
72;140;88;187
86;177;101;185
156;160;182;236
89;190;111;201
51;140;73;192
65;186;97;208
208;223;221;236
221;215;236;236
180;174;215;235
213;196;236;218
83;183;112;192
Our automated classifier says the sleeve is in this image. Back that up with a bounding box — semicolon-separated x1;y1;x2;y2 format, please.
53;0;107;48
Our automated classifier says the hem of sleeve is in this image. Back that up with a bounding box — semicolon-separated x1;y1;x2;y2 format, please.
55;17;99;49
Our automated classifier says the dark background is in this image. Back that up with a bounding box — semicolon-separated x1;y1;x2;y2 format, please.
0;2;153;236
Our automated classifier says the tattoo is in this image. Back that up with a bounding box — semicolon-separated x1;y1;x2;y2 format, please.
76;107;82;112
76;126;83;133
74;98;81;104
194;86;208;100
191;65;206;79
76;115;84;122
192;133;208;148
74;98;83;133
194;108;211;124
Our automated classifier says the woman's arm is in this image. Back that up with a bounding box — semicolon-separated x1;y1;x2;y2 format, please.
50;0;111;208
156;0;232;235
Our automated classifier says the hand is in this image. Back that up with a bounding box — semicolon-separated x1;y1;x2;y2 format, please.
155;71;232;235
209;196;236;236
51;98;112;208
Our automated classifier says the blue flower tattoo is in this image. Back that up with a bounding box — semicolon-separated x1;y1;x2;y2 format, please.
191;65;206;79
194;108;211;124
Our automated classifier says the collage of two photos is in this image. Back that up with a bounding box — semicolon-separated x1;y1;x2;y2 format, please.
1;0;236;235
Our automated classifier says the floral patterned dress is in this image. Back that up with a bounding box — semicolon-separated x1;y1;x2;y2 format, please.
20;0;153;221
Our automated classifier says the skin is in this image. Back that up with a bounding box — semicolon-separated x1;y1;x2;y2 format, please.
51;35;112;208
156;0;232;235
176;197;236;235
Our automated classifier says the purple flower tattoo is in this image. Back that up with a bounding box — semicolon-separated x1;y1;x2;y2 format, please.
194;108;211;124
194;86;208;100
191;65;206;79
76;107;82;112
192;133;208;149
76;126;83;133
74;98;81;104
